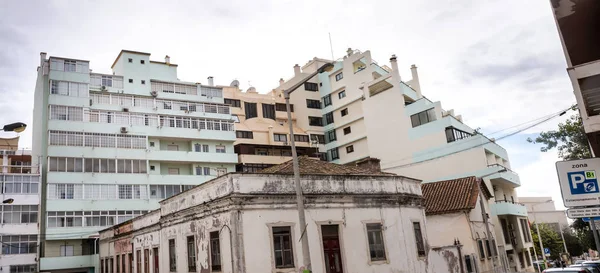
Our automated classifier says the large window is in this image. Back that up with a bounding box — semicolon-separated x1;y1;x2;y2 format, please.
308;116;323;127
210;231;221;272
275;103;293;112
224;99;241;107
47;210;147;228
49;131;147;149
1;175;39;194
306;99;321;109
1;205;38;224
236;131;253;139
329;148;339;161
151;81;198;95
0;235;37;254
50;81;88;97
169;239;177;272
48;157;147;174
500;218;511;244
294;135;309;142
304;82;319;91
187;236;196;272
410;108;436;127
122;254;126;273
149;185;184;199
9;264;36;273
50;59;89;73
366;223;386;261
325;130;337;143
244;102;257;119
274;134;287;142
445;127;472;143
310;134;325;144
153;247;159;273
323;94;332;107
323;112;334;125
272;226;294;268
520;219;532;243
49;105;84;121
262;104;276;120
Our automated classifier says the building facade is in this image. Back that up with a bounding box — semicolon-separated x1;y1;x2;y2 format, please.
32;50;237;273
99;158;438;273
271;48;534;272
520;197;569;233
549;0;600;154
223;85;322;173
0;138;40;273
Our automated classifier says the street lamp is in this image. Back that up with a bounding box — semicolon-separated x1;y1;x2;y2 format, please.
284;62;334;273
532;200;553;271
3;198;14;204
1;122;27;133
479;169;507;273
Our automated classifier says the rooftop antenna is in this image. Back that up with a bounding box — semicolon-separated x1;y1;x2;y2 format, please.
329;32;334;60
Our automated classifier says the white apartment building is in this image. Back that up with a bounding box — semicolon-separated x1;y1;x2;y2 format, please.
520;197;569;233
272;48;534;272
0;138;40;273
32;50;237;273
549;1;600;155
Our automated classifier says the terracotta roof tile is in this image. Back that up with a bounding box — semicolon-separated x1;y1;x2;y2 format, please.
259;156;395;176
422;176;487;215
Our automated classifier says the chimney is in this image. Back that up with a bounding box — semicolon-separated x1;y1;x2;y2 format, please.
165;55;170;64
389;54;401;81
293;64;301;76
40;52;47;65
207;76;214;86
410;64;422;98
279;78;285;86
354;157;382;173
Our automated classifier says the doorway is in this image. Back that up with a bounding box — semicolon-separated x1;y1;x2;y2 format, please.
321;225;343;273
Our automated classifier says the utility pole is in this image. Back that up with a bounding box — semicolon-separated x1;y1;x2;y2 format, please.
591;219;600;254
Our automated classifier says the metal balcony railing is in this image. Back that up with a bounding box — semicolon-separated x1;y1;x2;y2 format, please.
494;200;525;206
90;93;230;114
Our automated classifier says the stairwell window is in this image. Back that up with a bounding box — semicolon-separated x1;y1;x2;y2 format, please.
335;72;343;81
410;108;436;127
341;108;348;117
338;90;346;99
346;145;354;153
366;223;386;261
343;126;351;135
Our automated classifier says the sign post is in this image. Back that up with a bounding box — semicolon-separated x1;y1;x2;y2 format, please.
544;248;551;257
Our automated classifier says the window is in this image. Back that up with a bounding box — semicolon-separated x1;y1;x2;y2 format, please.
9;264;36;273
153;247;159;273
519;219;532;243
167;145;179;151
366;223;386;261
306;99;321;109
101;260;105;273
194;143;201;152
150;166;155;171
445;127;472;143
275;103;293;112
216;168;227;176
116;253;120;273
341;108;348;117
338;90;346;99
141;80;145;85
122;254;126;273
203;145;209;153
1;205;38;224
244;102;257;119
329;148;339;161
128;58;133;63
304;82;318;91
491;239;498;257
335;72;343;81
310;134;325;144
140;60;145;64
272;226;294;268
324;112;334;125
413;222;426;257
149;142;155;147
294;135;309;142
477;240;486;259
0;235;37;254
236;131;253;139
64;60;77;72
325;130;337;143
136;250;141;273
308;116;323;127
346;145;354;153
204;167;211;176
210;231;221;272
50;59;89;73
500;218;510;244
343;126;351;135
187;236;196;272
410;108;436;127
216;145;226;153
2;176;39;194
169;239;176;272
49;105;84;121
50;81;88;97
274;133;287;142
484;240;492;259
262;104;276;120
61;245;74;256
168;168;180;175
465;255;474;273
129;79;133;83
323;94;332;107
224;99;241;107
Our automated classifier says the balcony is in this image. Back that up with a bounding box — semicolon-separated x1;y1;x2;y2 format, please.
40;254;99;271
491;200;528;217
238;154;293;165
148;150;237;163
487;164;521;187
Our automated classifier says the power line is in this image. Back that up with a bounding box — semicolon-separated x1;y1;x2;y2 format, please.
486;105;573;136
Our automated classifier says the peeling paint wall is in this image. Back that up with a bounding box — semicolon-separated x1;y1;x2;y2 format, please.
427;247;461;273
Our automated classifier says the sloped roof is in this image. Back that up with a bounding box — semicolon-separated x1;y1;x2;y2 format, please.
259;156;395;176
422;176;490;215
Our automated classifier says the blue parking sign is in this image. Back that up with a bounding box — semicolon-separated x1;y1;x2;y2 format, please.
568;171;599;194
544;248;550;255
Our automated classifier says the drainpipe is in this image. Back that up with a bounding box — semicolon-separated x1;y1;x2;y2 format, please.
455;238;465;273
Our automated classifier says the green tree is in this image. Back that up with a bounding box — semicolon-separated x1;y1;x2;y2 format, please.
526;109;591;160
563;227;585;256
532;223;563;260
571;219;595;251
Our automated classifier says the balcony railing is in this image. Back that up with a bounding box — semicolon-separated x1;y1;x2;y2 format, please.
90;93;230;114
1;165;36;174
495;200;525;206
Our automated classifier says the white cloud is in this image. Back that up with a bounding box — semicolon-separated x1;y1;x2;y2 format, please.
515;151;566;210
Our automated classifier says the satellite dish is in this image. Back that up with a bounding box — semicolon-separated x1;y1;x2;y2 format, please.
230;80;240;87
247;87;257;93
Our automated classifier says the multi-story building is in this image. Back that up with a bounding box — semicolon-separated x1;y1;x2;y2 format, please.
272;48;534;272
32;50;237;273
549;1;600;154
0;137;40;273
520;197;569;233
223;84;323;172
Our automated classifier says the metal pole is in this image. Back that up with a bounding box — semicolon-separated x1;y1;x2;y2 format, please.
476;179;496;273
558;223;568;257
531;242;541;272
285;95;312;272
535;220;546;268
590;219;600;253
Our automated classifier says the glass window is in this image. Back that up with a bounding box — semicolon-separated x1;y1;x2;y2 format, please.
310;134;325;144
323;112;334;125
308;116;323;127
343;127;351;135
275;103;292;112
216;145;226;153
366;223;386;261
306;99;321;109
169;239;176;272
341;108;348;117
210;231;221;272
224;99;241;107
325;130;337;143
244;102;257;119
187;236;196;272
274;134;287;142
338;90;346;99
329;148;339;161
323;94;332;107
236;131;253;139
335;72;343;81
346;145;354;153
304;82;318;91
477;240;486;259
136;250;141;273
410;108;436;127
294;135;309;142
413;222;426;256
262;104;276;120
272;226;294;268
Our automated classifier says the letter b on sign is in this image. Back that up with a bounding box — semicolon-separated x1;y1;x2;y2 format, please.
568;171;599;195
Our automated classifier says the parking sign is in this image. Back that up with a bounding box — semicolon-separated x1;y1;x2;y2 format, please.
556;159;600;208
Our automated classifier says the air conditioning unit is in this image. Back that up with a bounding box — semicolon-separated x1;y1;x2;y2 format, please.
123;108;129;112
150;91;158;97
101;86;107;92
120;127;128;134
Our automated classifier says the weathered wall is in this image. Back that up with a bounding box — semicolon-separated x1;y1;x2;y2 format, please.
427;246;461;273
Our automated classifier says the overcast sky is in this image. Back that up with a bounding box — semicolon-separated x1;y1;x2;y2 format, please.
0;0;575;208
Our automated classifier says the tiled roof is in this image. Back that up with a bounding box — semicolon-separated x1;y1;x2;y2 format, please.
259;156;395;176
422;176;489;215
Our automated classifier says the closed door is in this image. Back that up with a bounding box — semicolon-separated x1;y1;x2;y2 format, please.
322;225;343;273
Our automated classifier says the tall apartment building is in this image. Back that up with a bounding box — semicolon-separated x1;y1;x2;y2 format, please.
0;137;40;273
549;1;600;154
32;50;237;273
272;49;533;272
223;85;323;172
